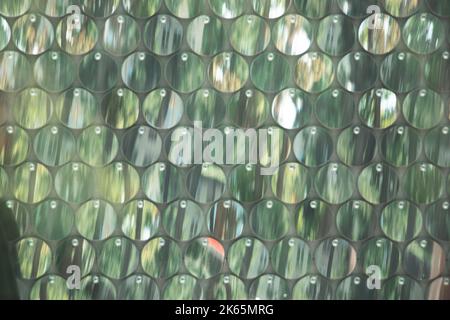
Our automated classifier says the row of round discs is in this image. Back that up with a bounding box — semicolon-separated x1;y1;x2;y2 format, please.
0;50;449;95
0;160;449;206
0;87;448;130
18;235;450;300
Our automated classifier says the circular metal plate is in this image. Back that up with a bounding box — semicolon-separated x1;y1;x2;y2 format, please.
162;200;203;241
337;52;377;93
314;238;356;280
380;52;421;93
403;89;444;129
0;125;29;166
252;0;290;19
293;126;333;167
34;200;74;240
250;200;290;240
142;162;183;204
79;51;118;92
251;52;290;93
403;238;445;280
381;200;422;242
122;0;161;18
271;238;311;280
98;237;139;279
17;237;52;279
295;199;332;241
12;14;54;55
230;15;270;56
56;14;98;55
272;88;313;130
186;164;226;204
425;200;450;242
207;200;245;241
187;15;226;56
12;162;52;204
358;88;399;129
271;162;311;204
337;200;375;241
292;275;333;300
78;126;118;167
358;163;400;205
209;52;248;93
316;89;355;129
55;163;93;204
166;52;205;94
228;164;266;203
404;163;443;204
144;15;183;56
0;51;31;92
103;15;139;56
55;88;98;129
141;237;181;278
121;200;160;241
228;237;269;279
209;0;245;19
315;163;355;204
34;126;75;166
248;274;289;300
121;52;161;92
381;126;421;167
403;13;444;54
317;14;354;56
186;89;226;127
358;14;400;55
143;89;184;130
295;52;334;93
76;200;116;240
272;14;312;56
184;237;225;279
122;126;162;167
228;89;269;128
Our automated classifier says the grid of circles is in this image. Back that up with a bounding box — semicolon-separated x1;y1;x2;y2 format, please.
0;0;449;300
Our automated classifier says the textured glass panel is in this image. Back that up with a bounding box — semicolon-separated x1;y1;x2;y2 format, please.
0;0;449;302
